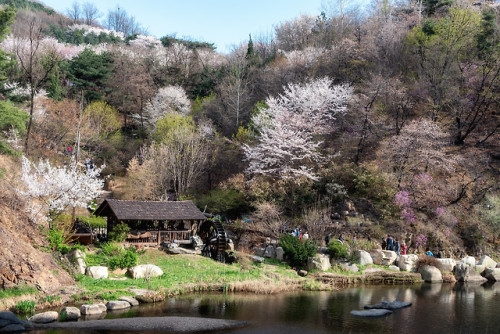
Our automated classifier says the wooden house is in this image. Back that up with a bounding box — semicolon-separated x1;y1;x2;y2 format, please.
95;199;206;246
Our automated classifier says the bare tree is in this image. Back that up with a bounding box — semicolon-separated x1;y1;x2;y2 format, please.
82;2;100;26
14;16;58;153
66;1;81;23
105;6;144;36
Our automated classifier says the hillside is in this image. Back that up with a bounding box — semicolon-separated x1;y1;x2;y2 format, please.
0;0;498;296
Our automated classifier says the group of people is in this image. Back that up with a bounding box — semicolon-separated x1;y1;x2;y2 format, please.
290;227;309;240
382;235;407;255
84;158;95;173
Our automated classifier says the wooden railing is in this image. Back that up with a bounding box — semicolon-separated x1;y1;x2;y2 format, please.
125;230;191;245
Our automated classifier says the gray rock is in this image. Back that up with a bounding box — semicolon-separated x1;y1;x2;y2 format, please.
398;254;419;272
80;304;105;316
85;266;108;279
264;245;276;259
228;239;235;251
461;256;476;267
475;265;486;273
106;301;131;311
66;249;87;275
254;247;265;257
0;324;25;332
350;309;393;317
354;250;373;265
0;311;26;331
364;301;412;310
419;265;442;283
497;263;500;268
118;296;139;306
190;236;203;250
248;255;264;263
131;289;164;303
340;263;359;272
388;265;400;271
482;268;500;281
436;258;456;272
28;311;58;324
128;264;163;279
307;254;331;272
453;263;488;282
298;270;308;277
276;247;284;261
381;251;398;265
96;303;107;313
60;307;80;321
477;255;496;268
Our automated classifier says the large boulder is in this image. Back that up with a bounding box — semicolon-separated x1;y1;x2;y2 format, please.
381;251;398;266
307;254;331;272
354;250;373;265
119;296;139;306
85;266;108;279
477;255;497;268
419;265;442;283
461;256;476;267
128;265;163;279
80;304;106;316
453;263;487;282
475;265;486;274
60;306;80;321
371;250;397;265
106;301;131;311
276;247;284;261
28;311;58;323
436;258;456;272
482;268;500;282
398;254;419;272
264;245;276;259
0;311;27;332
66;249;86;275
190;236;203;250
130;289;165;303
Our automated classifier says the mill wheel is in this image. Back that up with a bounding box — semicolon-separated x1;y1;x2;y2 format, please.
198;219;227;262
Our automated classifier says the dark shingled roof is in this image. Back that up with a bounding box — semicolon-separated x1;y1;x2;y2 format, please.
95;199;206;221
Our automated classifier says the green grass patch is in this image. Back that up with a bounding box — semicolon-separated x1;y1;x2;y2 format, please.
0;284;38;299
14;300;36;315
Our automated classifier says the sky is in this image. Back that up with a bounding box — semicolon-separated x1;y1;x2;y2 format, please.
40;0;331;53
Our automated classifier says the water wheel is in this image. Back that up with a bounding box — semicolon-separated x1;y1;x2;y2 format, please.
198;219;227;262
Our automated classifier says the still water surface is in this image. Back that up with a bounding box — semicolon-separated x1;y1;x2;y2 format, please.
34;282;500;334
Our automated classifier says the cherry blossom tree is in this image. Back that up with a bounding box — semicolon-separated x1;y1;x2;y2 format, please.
141;85;191;130
244;77;352;181
20;157;105;225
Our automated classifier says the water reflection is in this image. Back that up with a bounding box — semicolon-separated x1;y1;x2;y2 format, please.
32;282;500;334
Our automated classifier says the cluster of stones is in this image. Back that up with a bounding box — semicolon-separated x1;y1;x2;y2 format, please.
351;300;412;318
254;239;285;262
3;288;167;331
296;247;500;283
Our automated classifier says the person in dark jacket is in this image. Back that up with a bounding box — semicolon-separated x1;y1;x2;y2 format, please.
382;237;387;250
394;238;400;255
386;235;394;251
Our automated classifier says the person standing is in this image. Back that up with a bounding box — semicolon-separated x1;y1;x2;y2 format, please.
387;235;394;251
382;237;387;250
394;238;400;255
400;242;407;255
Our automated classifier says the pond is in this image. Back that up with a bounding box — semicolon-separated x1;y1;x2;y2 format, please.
32;282;500;334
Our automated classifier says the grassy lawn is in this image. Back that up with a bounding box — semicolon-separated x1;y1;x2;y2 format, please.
76;250;303;299
0;285;38;299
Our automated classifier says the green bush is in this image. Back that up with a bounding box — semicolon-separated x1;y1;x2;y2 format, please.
327;241;349;260
86;243;137;270
279;234;316;268
108;222;130;242
196;189;248;218
14;300;36;314
108;248;138;270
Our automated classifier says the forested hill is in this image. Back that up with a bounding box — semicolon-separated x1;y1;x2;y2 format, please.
0;0;498;268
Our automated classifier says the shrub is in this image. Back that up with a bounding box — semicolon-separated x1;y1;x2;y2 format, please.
108;248;138;270
14;300;36;314
416;255;442;271
279;234;316;268
327;241;349;260
86;243;137;270
108;222;130;242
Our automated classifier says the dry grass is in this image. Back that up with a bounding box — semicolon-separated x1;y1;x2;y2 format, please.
416;255;443;271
